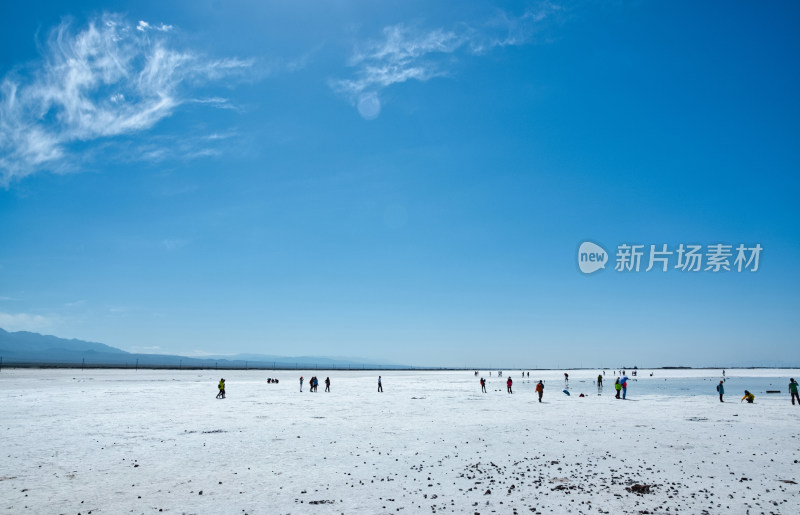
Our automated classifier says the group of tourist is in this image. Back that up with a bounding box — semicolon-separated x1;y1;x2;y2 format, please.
214;375;800;405
717;377;799;404
298;376;331;392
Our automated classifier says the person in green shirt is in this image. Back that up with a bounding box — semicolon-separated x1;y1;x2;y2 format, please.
790;378;799;406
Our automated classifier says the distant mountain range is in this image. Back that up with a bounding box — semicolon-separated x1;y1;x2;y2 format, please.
0;328;410;369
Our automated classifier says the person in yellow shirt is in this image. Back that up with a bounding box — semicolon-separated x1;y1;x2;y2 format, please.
741;390;754;403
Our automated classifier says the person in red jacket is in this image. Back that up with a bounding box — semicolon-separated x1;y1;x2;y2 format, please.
535;380;544;402
480;377;486;393
506;376;513;394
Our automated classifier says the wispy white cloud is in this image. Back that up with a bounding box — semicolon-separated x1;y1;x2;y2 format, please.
0;13;255;185
188;96;239;110
204;131;237;141
330;24;462;118
136;20;173;33
127;345;164;353
185;349;222;357
0;311;57;332
331;2;561;119
161;237;191;251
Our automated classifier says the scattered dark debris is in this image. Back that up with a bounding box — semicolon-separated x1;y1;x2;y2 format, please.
626;484;653;495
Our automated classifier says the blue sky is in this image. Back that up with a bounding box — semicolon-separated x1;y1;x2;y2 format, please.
1;1;798;368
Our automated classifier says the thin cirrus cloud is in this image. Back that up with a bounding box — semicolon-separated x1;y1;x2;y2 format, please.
0;311;56;332
330;2;560;119
0;14;255;185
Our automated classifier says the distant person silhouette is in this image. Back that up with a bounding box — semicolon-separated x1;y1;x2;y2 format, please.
378;376;383;392
506;377;513;394
789;378;799;405
480;377;486;393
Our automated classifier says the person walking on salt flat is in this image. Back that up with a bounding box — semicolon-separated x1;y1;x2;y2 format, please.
789;378;799;405
216;378;225;399
480;377;486;393
378;376;383;392
325;377;330;392
299;376;303;392
506;376;513;394
536;380;544;402
716;380;725;402
564;373;569;387
614;377;622;399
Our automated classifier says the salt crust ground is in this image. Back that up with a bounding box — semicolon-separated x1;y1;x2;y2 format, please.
2;369;799;514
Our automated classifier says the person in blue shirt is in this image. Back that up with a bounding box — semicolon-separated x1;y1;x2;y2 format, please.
620;375;629;399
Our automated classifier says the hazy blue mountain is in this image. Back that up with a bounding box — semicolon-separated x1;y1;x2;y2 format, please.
0;328;410;369
0;328;128;357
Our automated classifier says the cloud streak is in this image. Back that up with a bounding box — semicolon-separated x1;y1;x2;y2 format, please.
331;2;560;119
0;14;255;185
0;311;57;332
